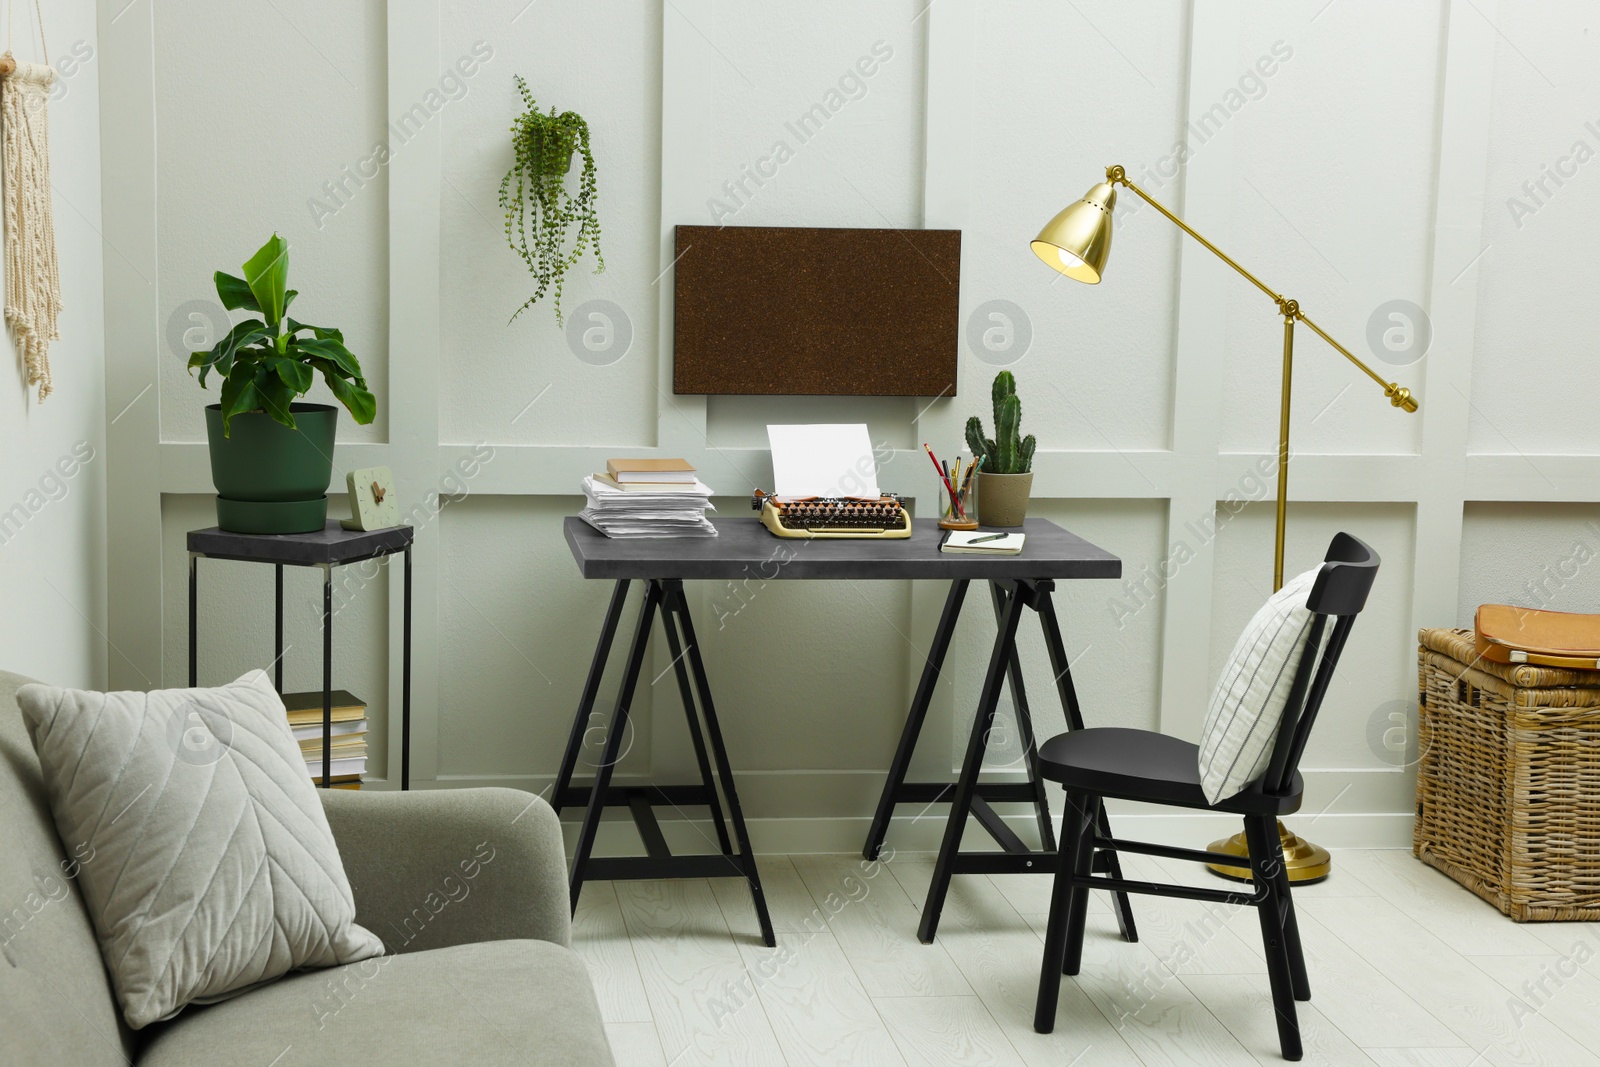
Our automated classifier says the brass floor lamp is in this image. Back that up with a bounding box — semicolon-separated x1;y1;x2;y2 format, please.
1029;164;1418;882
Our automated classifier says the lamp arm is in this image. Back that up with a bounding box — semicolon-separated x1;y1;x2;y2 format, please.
1109;166;1418;413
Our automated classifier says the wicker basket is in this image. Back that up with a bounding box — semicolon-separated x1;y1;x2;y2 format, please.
1414;627;1600;921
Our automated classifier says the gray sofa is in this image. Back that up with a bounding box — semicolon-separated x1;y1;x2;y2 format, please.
0;670;614;1065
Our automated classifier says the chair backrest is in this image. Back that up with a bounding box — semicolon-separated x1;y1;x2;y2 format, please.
1260;532;1381;795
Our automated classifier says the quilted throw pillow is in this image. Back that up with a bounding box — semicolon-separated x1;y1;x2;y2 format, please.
1197;567;1321;804
17;671;383;1028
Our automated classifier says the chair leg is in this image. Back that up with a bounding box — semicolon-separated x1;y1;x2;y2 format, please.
1034;790;1089;1033
1272;853;1310;1001
1061;795;1097;976
1245;816;1302;1061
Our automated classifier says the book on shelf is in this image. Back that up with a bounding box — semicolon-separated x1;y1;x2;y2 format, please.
291;719;365;743
604;457;697;483
298;736;367;759
305;755;367;779
281;690;366;727
310;775;363;790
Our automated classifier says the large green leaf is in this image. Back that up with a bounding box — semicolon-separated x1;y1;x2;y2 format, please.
241;234;290;327
190;321;270;387
310;358;376;424
254;370;300;429
218;364;267;436
264;355;314;394
287;317;343;344
214;271;260;312
293;336;364;379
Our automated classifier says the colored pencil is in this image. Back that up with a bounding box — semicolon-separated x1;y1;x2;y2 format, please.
923;444;966;519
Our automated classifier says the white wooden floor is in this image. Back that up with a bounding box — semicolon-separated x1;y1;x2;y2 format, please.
572;848;1600;1066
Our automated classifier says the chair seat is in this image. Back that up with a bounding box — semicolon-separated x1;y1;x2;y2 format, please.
1037;727;1304;816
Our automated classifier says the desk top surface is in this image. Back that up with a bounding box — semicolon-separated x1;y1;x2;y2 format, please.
564;516;1120;581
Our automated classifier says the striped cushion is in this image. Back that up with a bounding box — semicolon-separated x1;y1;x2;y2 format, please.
1197;567;1320;804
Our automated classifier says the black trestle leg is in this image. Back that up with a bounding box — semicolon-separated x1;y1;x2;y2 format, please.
864;579;969;861
657;595;733;855
569;582;659;913
989;583;1055;853
552;579;630;817
1246;816;1303;1061
919;585;1027;944
670;582;776;948
1034;789;1088;1033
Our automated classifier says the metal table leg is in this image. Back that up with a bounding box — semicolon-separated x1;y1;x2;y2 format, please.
401;546;412;791
188;553;198;688
658;592;733;855
863;579;969;861
321;563;332;789
919;584;1028;943
568;581;661;911
274;564;284;694
989;581;1057;853
668;581;775;947
552;580;631;817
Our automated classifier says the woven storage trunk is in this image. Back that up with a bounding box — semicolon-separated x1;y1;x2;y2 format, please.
1414;627;1600;920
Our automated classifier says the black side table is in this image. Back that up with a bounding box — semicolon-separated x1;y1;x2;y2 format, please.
187;522;414;790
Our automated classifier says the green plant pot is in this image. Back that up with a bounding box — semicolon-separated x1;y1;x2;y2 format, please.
523;127;574;177
204;403;336;534
977;471;1033;528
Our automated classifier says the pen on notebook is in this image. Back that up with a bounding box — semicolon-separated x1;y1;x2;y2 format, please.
968;533;1008;544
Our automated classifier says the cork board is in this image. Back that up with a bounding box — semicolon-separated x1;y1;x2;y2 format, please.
673;225;961;396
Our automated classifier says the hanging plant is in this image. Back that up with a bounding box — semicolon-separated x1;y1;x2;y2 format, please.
498;76;603;325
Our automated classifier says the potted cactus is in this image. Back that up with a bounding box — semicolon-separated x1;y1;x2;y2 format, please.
965;370;1036;527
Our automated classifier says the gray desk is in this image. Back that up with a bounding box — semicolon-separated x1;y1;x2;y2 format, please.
557;516;1137;947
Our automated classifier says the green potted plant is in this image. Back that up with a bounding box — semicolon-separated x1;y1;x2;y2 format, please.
189;234;376;534
498;75;603;325
965;370;1036;527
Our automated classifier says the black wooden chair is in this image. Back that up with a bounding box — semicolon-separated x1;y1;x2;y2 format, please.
1031;532;1379;1061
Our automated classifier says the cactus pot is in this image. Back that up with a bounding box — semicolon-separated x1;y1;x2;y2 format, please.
204;403;336;534
977;471;1033;528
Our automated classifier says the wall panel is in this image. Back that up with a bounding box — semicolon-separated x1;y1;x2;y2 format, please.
153;0;390;444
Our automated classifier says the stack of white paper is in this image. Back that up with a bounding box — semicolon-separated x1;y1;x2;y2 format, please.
579;477;718;538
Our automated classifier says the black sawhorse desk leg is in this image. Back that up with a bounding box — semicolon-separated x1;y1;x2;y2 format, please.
553;578;775;948
862;578;1138;945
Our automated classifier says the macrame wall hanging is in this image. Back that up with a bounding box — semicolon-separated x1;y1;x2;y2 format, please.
2;0;62;403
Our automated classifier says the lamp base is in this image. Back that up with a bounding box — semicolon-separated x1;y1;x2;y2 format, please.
1205;819;1330;884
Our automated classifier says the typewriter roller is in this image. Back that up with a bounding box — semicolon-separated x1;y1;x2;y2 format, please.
752;490;912;539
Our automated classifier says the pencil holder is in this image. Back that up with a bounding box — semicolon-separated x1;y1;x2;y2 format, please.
939;461;979;531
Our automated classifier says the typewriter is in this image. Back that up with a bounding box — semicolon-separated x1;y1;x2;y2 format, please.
752;490;912;539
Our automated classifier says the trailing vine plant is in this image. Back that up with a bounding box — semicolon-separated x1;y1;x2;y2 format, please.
498;76;603;325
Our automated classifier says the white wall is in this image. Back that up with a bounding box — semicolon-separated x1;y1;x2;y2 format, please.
0;0;105;688
95;0;1600;849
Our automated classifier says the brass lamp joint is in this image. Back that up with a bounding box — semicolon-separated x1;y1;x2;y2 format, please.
1106;164;1129;185
1277;297;1300;320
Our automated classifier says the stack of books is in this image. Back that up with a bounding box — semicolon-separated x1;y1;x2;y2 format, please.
580;458;717;538
282;690;368;789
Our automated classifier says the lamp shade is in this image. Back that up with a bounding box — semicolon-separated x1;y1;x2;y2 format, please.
1030;180;1117;284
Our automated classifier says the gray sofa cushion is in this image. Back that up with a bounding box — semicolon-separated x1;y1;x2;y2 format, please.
0;669;137;1066
17;671;385;1027
137;939;615;1066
